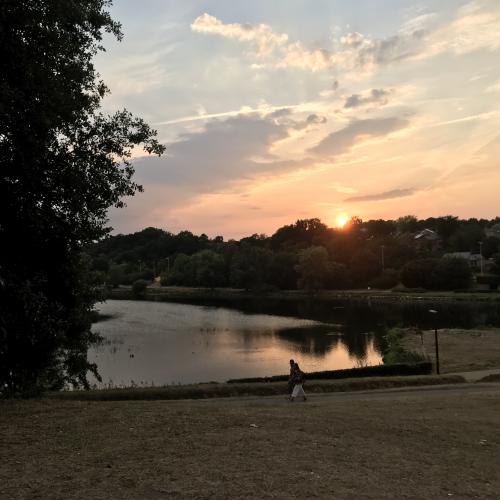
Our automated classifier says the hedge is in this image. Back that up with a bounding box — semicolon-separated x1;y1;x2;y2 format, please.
227;362;433;384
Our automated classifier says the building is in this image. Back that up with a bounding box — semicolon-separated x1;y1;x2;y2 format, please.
485;223;500;239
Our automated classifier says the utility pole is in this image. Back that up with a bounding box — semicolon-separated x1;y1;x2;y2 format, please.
479;241;484;275
429;309;440;375
381;245;385;272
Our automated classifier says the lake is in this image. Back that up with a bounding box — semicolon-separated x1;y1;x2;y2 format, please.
90;296;500;387
90;300;383;387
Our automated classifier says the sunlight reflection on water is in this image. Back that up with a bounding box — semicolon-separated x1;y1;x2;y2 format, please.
90;300;382;387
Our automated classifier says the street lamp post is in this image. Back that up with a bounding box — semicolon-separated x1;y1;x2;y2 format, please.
429;309;440;375
381;245;385;272
479;241;484;275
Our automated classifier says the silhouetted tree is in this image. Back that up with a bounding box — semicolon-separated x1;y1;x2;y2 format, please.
229;245;272;289
296;246;330;292
0;0;164;395
396;215;419;233
434;258;472;290
267;252;299;290
192;250;226;288
400;259;439;289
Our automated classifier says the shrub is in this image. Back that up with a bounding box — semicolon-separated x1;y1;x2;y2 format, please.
400;259;439;289
476;274;500;290
370;269;400;289
131;279;149;298
401;257;472;290
433;257;472;290
227;361;432;383
382;328;428;364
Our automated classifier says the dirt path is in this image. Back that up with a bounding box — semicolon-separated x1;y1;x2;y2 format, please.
2;384;500;499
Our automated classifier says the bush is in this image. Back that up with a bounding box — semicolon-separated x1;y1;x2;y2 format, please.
370;269;400;289
434;257;472;290
400;259;439;289
382;328;428;364
131;279;149;298
476;274;500;290
400;257;472;290
227;361;432;384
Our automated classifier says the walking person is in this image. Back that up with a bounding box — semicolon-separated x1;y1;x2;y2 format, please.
287;359;295;396
289;362;307;402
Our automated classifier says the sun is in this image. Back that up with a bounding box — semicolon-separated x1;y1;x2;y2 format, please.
336;214;349;228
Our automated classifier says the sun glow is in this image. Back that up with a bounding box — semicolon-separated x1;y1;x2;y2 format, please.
336;214;349;228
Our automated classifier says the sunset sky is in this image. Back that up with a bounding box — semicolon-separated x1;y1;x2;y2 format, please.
96;0;500;239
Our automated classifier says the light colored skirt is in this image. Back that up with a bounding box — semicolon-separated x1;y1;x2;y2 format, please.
291;384;306;398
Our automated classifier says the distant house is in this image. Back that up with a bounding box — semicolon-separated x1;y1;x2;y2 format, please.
485;223;500;239
414;229;439;241
414;228;441;251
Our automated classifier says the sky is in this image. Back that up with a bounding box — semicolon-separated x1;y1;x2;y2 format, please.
95;0;500;239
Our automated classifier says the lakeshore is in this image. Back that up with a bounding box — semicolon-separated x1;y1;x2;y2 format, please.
108;285;500;304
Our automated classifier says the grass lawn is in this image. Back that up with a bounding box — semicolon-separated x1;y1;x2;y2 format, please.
402;328;500;373
48;375;464;402
2;388;499;499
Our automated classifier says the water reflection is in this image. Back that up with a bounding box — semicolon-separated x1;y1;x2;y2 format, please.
90;300;382;387
91;296;500;387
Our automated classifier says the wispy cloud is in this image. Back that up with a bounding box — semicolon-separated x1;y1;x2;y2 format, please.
191;12;431;73
191;13;288;57
192;3;500;75
156;103;299;125
344;88;392;109
309;117;410;158
344;188;415;202
486;82;500;93
331;182;358;194
421;0;500;58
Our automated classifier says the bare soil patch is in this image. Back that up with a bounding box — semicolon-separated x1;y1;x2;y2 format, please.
1;389;500;499
402;328;500;373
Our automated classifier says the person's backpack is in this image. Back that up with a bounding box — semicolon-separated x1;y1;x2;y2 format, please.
294;369;305;384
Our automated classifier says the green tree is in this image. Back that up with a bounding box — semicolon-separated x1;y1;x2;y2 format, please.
400;257;472;290
434;258;472;290
229;245;272;290
0;1;165;395
396;215;419;233
349;249;380;287
267;252;299;290
295;246;330;292
436;215;460;245
162;254;195;286
271;218;329;250
400;259;439;289
192;250;226;288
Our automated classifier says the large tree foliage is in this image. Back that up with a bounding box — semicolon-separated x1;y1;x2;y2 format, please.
0;0;164;395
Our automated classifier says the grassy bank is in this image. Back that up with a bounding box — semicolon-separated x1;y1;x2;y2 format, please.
402;327;500;373
108;285;500;304
50;375;465;401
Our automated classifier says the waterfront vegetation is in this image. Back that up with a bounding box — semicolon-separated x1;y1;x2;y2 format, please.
87;217;500;294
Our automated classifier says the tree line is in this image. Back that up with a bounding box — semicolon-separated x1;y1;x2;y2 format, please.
87;216;500;292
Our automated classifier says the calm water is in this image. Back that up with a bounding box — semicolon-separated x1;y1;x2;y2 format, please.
90;300;382;387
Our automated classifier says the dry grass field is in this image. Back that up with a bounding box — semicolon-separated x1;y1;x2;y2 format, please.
402;328;500;373
1;386;500;499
